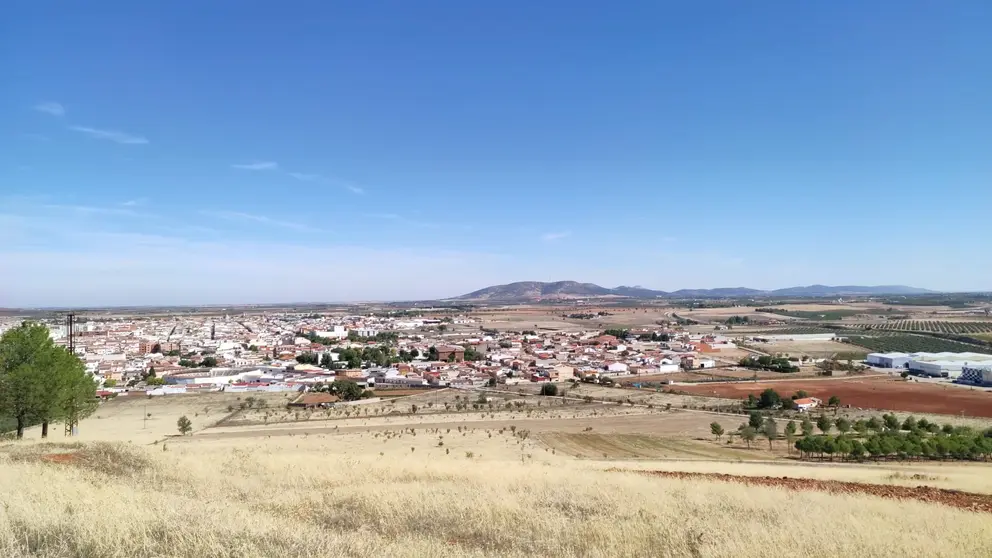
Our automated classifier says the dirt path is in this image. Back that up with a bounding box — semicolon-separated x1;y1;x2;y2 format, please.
621;469;992;513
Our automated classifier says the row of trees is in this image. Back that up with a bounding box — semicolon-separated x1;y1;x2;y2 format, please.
795;430;992;461
0;324;98;438
710;410;992;461
738;355;799;373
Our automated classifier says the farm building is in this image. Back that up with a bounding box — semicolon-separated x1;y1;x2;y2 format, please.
793;397;821;412
959;365;992;386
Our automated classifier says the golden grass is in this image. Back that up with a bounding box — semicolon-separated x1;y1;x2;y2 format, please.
2;435;991;557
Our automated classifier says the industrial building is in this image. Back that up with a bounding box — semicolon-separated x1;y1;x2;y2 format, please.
959;365;992;386
866;352;913;368
867;351;992;379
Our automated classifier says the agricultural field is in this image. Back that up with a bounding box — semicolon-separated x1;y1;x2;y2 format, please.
674;377;992;419
866;321;992;334
756;340;867;359
757;308;865;320
845;334;989;354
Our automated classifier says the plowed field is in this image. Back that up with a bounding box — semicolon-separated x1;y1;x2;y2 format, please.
674;377;992;418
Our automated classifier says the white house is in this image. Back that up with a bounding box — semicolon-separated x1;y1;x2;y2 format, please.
793;397;821;412
606;362;629;374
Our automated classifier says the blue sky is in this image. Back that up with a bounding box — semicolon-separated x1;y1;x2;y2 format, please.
2;2;990;306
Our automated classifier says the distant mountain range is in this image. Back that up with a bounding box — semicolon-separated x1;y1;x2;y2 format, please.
451;281;936;301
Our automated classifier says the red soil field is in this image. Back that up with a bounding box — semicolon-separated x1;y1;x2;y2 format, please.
674;377;992;418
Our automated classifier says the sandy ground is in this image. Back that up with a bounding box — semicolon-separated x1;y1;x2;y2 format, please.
754;340;868;358
23;391;294;444
196;408;718;440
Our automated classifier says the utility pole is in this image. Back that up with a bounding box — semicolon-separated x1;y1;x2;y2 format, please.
65;313;79;437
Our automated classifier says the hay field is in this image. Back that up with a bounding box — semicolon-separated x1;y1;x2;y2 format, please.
3;434;992;558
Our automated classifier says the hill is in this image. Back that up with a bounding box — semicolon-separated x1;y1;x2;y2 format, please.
451;281;935;301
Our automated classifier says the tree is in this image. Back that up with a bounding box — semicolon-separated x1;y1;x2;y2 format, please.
200;356;218;368
740;426;758;449
330;379;365;401
748;411;764;429
0;323;97;439
792;390;809;400
784;420;797;452
866;416;883;432
902;416;918;432
540;384;559;396
853;419;868;436
883;413;900;431
177;415;192;436
103;378;117;387
763;418;778;450
710;422;725;441
835;417;851;435
816;415;832;434
427;346;439;361
54;349;98;436
800;417;815;437
827;395;841;414
758;388;782;409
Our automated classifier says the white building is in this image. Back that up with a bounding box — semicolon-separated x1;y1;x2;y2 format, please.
314;326;348;340
867;351;992;378
867;352;912;368
959;365;992;386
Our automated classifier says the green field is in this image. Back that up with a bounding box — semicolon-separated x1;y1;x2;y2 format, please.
866;321;992;334
845;334;989;354
757;308;862;321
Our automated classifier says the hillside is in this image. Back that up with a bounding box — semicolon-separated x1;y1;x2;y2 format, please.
451;281;935;301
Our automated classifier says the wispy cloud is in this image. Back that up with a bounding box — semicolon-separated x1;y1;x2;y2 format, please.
345;184;365;194
232;161;278;171
541;231;571;242
43;204;145;217
120;198;147;207
69;126;148;145
34;102;65;117
202;210;324;233
287;172;319;181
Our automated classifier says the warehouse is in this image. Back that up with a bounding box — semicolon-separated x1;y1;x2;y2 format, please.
959;365;992;386
907;352;992;379
866;352;912;368
867;351;992;378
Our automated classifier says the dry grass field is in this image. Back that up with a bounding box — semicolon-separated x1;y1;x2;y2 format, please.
1;435;992;557
4;390;992;557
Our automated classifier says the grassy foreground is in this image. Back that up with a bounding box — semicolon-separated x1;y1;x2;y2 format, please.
1;438;991;558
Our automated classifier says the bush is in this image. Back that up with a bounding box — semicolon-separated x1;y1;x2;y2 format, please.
539;384;559;397
177;416;192;436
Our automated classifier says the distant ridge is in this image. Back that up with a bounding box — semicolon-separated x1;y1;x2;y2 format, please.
451;281;936;301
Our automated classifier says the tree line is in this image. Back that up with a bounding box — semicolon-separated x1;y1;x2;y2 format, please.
0;323;98;438
709;410;992;462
